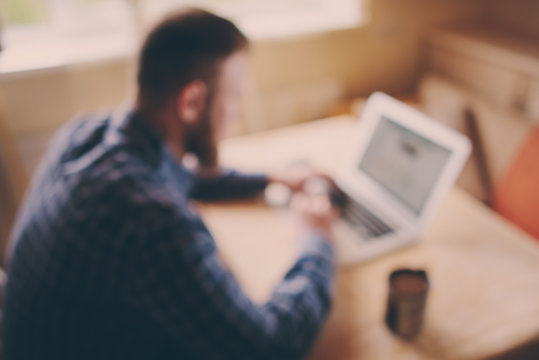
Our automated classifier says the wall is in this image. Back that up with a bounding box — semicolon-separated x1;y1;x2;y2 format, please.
244;0;489;132
0;0;489;173
488;0;539;39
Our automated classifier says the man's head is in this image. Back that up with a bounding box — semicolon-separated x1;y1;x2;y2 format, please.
136;8;249;167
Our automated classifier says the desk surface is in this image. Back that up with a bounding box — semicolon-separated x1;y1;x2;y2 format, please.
198;116;539;360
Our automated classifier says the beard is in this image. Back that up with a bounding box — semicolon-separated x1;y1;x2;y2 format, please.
183;102;218;169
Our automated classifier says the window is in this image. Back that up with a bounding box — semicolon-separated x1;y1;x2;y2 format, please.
0;0;368;73
138;0;366;39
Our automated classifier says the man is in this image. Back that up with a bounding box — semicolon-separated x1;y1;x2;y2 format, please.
3;8;336;360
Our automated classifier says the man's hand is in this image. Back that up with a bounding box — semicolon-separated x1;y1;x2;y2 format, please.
290;193;338;241
268;164;340;195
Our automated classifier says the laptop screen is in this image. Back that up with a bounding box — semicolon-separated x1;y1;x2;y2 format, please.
358;115;452;215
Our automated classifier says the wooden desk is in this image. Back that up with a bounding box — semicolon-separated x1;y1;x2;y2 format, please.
198;116;539;360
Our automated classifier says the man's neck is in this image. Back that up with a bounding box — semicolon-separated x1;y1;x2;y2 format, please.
134;97;185;162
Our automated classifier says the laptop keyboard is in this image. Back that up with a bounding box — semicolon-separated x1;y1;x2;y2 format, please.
339;194;394;239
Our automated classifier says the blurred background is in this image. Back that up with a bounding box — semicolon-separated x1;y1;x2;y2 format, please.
1;0;538;261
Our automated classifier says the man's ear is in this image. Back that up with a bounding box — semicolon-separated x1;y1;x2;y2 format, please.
177;80;208;124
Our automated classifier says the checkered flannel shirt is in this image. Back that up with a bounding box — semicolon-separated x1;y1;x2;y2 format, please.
3;109;334;360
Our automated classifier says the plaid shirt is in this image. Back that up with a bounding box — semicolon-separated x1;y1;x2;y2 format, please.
3;109;334;360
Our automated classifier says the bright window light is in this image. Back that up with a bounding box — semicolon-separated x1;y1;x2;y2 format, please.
139;0;367;39
0;0;368;74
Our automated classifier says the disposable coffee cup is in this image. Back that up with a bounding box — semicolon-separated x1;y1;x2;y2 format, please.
385;269;429;340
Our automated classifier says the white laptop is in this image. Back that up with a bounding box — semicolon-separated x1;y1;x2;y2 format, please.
332;92;471;264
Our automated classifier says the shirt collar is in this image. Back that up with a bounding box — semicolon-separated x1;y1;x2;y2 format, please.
105;106;165;166
108;106;194;183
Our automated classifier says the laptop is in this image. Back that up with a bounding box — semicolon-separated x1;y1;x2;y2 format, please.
332;92;471;264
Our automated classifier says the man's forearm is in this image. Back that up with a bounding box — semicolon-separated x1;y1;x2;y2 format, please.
126;207;335;359
190;170;269;200
263;231;335;358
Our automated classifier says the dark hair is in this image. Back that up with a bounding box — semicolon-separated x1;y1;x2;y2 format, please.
137;8;248;104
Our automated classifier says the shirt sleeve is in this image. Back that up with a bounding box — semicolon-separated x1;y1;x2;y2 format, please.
189;169;269;201
123;201;335;360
